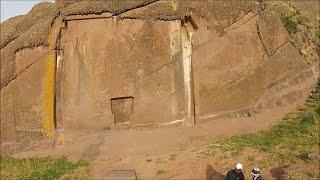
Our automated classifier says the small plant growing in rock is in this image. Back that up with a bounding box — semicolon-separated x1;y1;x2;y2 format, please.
156;169;166;176
281;16;298;35
169;154;177;161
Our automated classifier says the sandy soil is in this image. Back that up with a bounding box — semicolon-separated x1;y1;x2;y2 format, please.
10;104;300;179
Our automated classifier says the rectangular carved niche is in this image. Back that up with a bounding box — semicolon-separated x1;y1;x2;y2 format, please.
111;97;134;124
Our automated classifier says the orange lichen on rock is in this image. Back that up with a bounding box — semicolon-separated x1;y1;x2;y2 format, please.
43;34;56;137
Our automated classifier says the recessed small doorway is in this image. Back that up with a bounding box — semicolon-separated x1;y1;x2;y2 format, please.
111;96;134;124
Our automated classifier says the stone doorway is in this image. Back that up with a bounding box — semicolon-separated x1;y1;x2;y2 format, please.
111;97;134;124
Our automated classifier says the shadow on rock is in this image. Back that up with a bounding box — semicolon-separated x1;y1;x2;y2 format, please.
269;165;288;179
206;164;224;180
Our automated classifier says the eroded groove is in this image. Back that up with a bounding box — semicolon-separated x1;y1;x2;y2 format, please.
1;75;17;89
256;20;269;56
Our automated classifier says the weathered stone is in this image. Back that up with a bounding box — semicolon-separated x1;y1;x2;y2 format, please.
0;0;318;141
282;90;303;104
58;18;186;130
282;164;302;175
0;82;16;142
257;12;289;56
194;39;311;118
104;170;137;180
14;49;46;130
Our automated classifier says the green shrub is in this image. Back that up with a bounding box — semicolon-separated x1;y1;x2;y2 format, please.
281;16;298;34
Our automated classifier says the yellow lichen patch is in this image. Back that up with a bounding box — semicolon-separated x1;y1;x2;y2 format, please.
172;0;178;11
43;50;56;137
43;31;57;137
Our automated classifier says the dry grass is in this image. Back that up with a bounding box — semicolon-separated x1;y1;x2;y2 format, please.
0;156;90;179
201;80;320;178
180;0;257;34
263;1;319;64
0;2;58;49
60;0;158;18
119;1;185;20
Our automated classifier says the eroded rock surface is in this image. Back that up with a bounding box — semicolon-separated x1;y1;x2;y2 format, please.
0;0;319;144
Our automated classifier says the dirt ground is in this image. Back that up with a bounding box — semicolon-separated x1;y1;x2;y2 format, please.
9;104;302;179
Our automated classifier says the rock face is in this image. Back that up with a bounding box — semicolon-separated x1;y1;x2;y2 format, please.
257;11;289;56
1;45;48;141
58;18;185;129
0;0;319;142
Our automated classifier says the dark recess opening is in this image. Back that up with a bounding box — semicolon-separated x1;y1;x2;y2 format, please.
111;96;134;124
181;15;199;30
